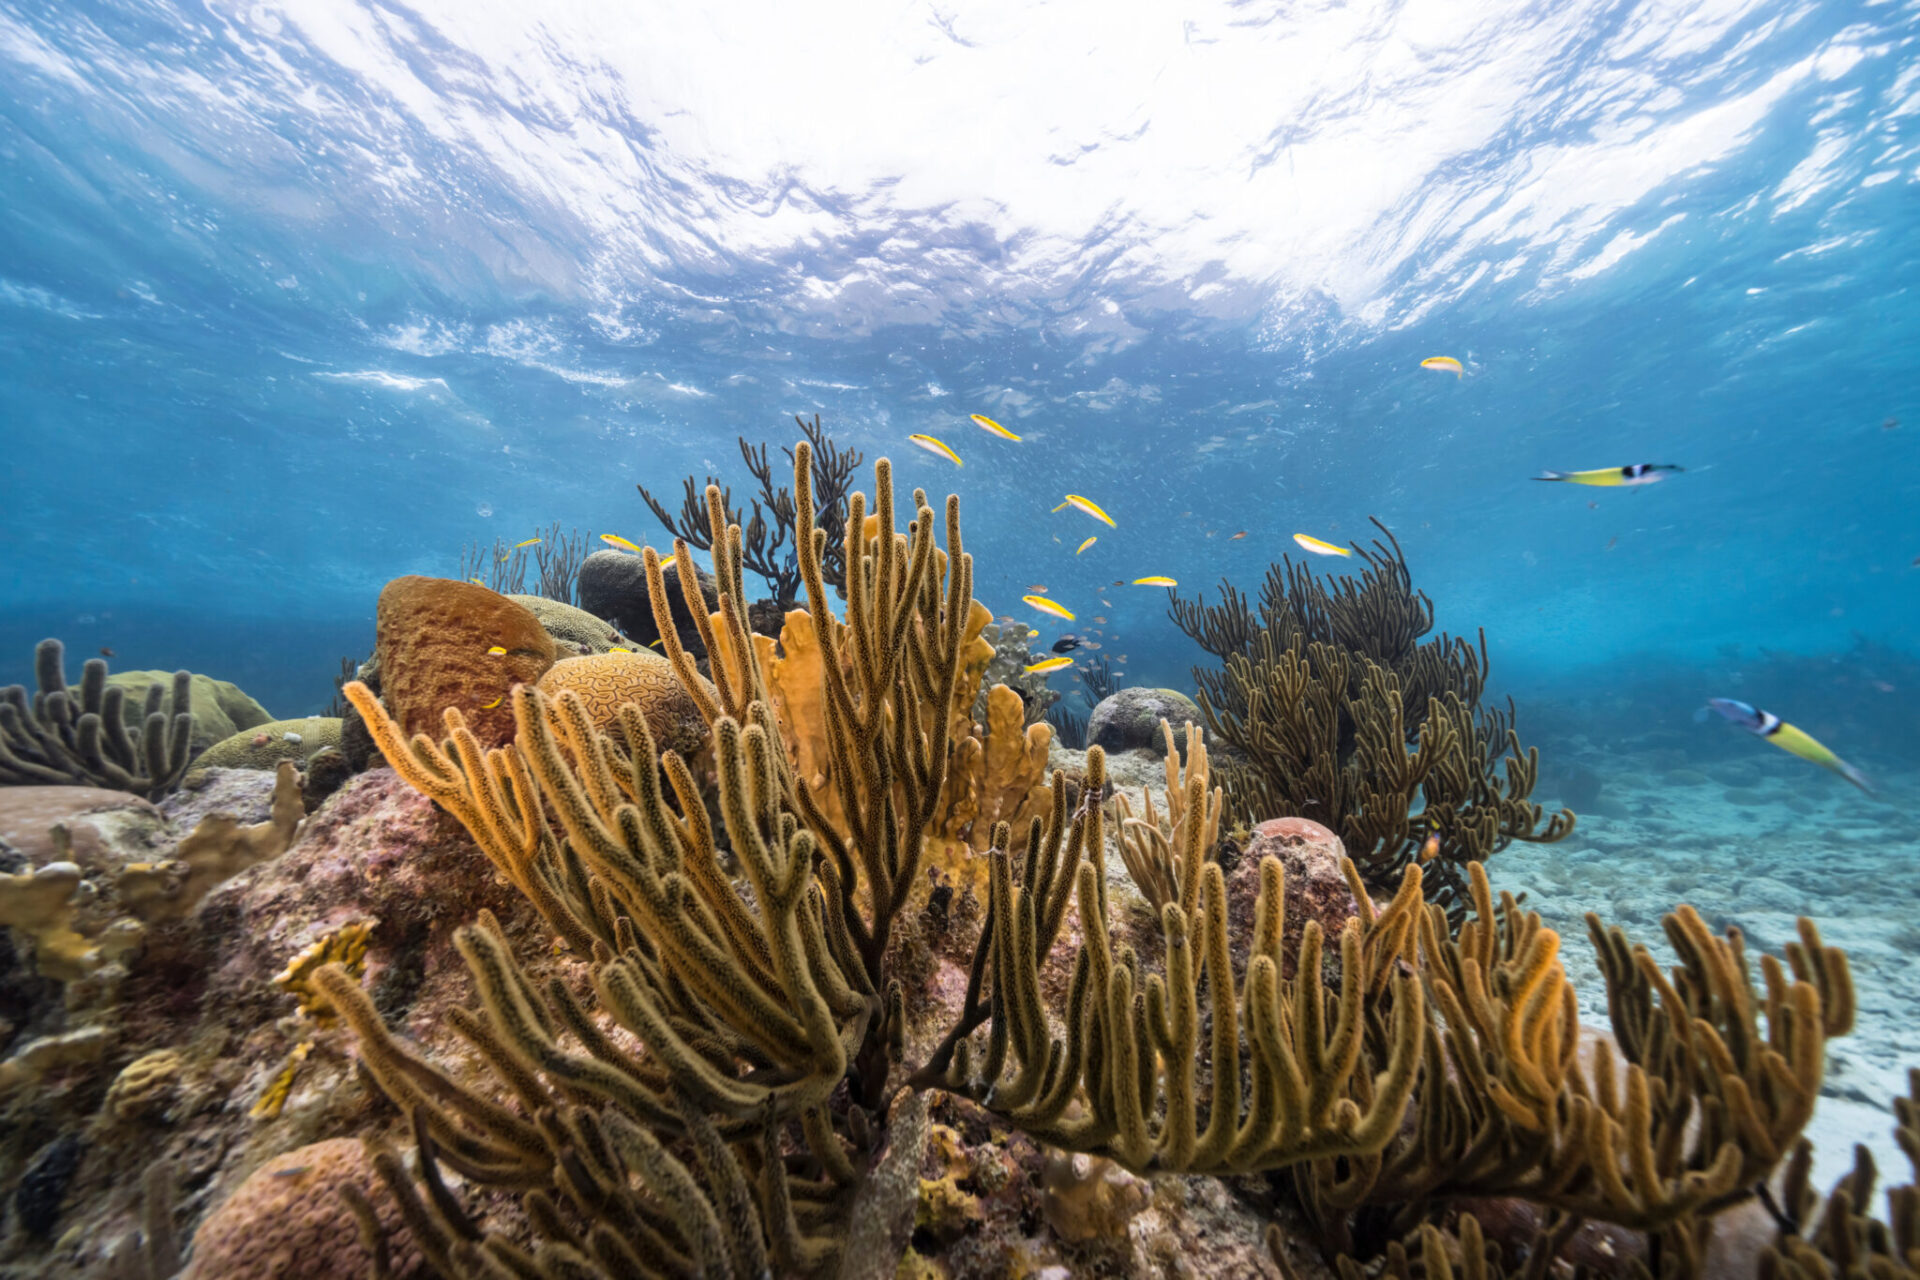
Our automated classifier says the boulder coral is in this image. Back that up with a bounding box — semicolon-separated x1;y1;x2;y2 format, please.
535;650;714;759
190;717;342;773
374;576;555;749
180;1139;424;1280
508;592;631;656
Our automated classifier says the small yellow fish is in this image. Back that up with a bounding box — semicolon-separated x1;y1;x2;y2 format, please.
497;553;509;562
1230;531;1248;541
649;638;665;647
908;434;963;466
1293;533;1353;558
1050;500;1071;513
1024;656;1073;674
470;577;485;585
1076;536;1097;555
1535;464;1683;487
970;413;1021;441
1421;356;1464;379
609;646;633;654
486;645;507;655
1064;494;1116;527
481;695;504;709
514;537;542;548
1132;576;1178;587
1023;594;1075;621
601;533;641;553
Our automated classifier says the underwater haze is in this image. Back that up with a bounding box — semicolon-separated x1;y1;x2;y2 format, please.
5;0;1920;1205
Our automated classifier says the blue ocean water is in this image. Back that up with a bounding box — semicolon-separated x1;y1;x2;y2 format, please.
2;0;1920;1215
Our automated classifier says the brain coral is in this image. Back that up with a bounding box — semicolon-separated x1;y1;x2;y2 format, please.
182;1139;423;1280
375;576;554;749
507;593;628;656
536;650;715;758
192;717;343;772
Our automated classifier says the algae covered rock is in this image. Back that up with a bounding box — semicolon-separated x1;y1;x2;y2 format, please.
375;575;554;749
191;717;342;772
508;592;630;656
536;650;714;758
1086;687;1205;755
578;548;719;653
104;670;271;755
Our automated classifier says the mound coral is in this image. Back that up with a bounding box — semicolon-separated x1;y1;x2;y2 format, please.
536;650;713;759
0;641;194;800
374;576;555;749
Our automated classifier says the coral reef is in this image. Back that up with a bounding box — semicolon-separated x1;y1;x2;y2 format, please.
374;576;555;749
975;621;1060;727
1170;518;1573;913
637;413;865;607
0;642;195;800
190;717;342;773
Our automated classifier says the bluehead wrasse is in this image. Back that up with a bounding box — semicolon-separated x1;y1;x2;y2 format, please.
481;695;504;709
1421;356;1464;379
486;645;507;655
1701;698;1874;793
609;646;633;654
514;537;542;548
649;638;665;648
908;434;963;466
970;413;1021;441
1292;533;1352;557
1534;464;1682;487
470;577;485;585
600;533;642;552
1132;576;1178;587
1024;656;1073;674
1076;536;1097;555
1022;595;1075;621
1064;494;1116;527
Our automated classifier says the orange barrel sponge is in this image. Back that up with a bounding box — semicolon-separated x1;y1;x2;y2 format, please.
375;576;555;749
536;650;715;760
182;1139;424;1279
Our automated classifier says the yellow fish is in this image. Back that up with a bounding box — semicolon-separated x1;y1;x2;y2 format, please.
1024;656;1073;674
1022;594;1075;621
1064;494;1116;527
1421;356;1464;379
1050;501;1070;512
1132;576;1178;587
480;695;504;709
469;577;485;585
970;413;1021;441
1293;533;1353;558
908;434;963;466
649;639;665;648
609;646;633;654
1534;464;1683;487
1076;536;1097;555
514;537;542;548
486;646;507;655
601;533;642;553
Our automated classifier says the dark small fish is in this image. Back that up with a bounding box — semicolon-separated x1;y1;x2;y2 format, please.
1911;555;1920;568
1884;417;1899;430
1051;634;1085;654
99;647;115;658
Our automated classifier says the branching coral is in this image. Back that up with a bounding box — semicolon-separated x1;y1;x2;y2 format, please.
0;640;193;799
1112;719;1221;916
1763;1070;1920;1278
637;413;865;607
1171;520;1571;913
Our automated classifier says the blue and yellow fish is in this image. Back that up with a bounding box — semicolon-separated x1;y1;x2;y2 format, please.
1700;698;1873;793
1535;464;1683;487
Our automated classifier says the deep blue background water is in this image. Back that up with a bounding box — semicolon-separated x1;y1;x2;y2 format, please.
2;0;1916;769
